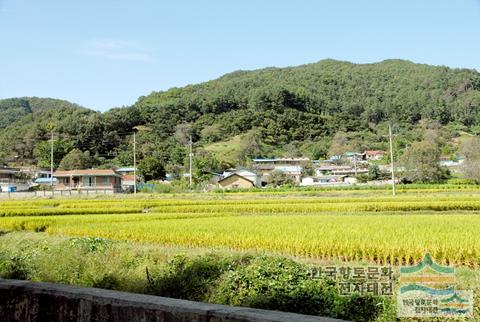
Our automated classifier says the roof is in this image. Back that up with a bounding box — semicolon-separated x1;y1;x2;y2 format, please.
35;170;53;175
302;175;348;183
252;158;310;163
54;169;121;177
317;175;347;180
274;165;303;173
116;167;136;172
317;165;352;171
364;150;385;155
222;169;257;177
255;165;275;170
218;173;254;184
0;168;20;174
34;177;57;184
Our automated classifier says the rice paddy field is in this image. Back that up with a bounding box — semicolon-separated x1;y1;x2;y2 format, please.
1;187;480;266
2;186;480;321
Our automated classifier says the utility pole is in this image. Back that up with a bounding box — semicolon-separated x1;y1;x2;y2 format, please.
189;135;193;188
133;130;137;195
353;153;358;176
389;124;396;196
50;131;54;196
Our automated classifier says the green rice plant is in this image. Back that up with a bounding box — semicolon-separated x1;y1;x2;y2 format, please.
2;191;480;266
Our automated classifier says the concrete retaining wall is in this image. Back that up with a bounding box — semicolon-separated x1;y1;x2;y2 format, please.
0;279;345;322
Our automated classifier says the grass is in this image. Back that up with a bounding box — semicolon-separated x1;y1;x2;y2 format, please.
203;134;244;164
0;232;389;321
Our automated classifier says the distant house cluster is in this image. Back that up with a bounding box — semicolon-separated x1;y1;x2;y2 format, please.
215;150;464;190
0;147;466;193
0;166;137;193
217;151;384;189
217;157;364;189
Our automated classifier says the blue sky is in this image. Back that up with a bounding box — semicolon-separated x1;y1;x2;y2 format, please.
1;0;479;111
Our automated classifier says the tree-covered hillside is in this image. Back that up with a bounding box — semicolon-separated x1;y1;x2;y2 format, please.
0;98;95;164
0;97;143;168
1;60;480;175
137;59;480;143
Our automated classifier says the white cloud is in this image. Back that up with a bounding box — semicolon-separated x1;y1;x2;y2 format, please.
81;39;152;62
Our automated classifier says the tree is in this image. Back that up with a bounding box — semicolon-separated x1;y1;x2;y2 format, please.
266;170;295;187
34;139;72;169
0;151;6;166
327;131;350;157
301;160;316;176
300;139;330;160
200;124;222;143
138;157;166;182
192;151;222;184
400;141;445;183
58;149;93;170
461;137;480;182
367;164;381;181
113;149;133;167
283;142;301;157
235;129;263;165
174;123;193;145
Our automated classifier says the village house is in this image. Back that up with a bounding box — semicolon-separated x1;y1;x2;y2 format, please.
30;168;54;186
33;177;56;187
271;165;303;183
0;167;31;192
222;169;262;187
252;158;308;183
439;156;464;170
0;167;19;183
252;157;310;167
300;175;358;186
343;152;365;163
116;166;136;190
53;169;122;192
315;165;368;177
218;173;256;189
363;150;385;161
116;167;135;176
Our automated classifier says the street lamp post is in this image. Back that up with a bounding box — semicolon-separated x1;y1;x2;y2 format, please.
189;135;193;188
132;125;151;195
133;130;137;195
50;131;54;196
389;124;396;196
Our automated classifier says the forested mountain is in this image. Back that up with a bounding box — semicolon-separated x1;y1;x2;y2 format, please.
1;59;480;173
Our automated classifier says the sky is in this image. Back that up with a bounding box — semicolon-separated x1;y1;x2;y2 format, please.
0;0;479;111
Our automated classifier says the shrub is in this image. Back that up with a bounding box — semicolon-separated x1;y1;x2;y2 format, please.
146;254;249;301
335;294;384;322
92;273;121;290
68;237;112;252
0;252;34;280
210;256;384;321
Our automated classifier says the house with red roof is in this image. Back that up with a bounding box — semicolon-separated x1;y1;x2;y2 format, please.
53;169;122;192
363;150;385;161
